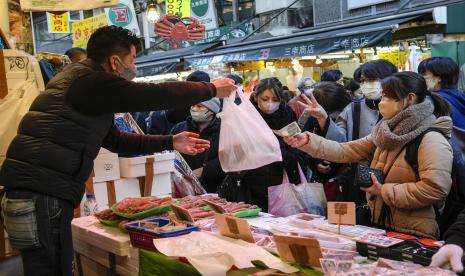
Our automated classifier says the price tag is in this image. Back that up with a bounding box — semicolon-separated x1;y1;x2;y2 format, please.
203;199;226;214
327;202;356;226
274;234;323;267
214;213;254;243
171;204;194;223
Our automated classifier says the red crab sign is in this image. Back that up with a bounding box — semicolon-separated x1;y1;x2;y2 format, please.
155;15;205;41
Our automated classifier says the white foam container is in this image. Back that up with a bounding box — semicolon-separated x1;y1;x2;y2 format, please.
119;152;175;178
93;151;120;183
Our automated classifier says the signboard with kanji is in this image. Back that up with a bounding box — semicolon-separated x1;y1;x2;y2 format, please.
186;22;253;46
20;0;118;12
72;14;108;48
105;0;141;36
166;0;217;30
47;12;70;33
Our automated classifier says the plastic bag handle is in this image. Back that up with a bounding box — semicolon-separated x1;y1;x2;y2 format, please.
282;169;290;184
297;163;308;184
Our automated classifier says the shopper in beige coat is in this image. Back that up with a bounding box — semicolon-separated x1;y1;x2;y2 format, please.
286;72;453;239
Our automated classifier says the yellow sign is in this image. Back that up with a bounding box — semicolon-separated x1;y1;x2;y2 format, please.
47;12;70;33
166;0;191;17
72;14;108;48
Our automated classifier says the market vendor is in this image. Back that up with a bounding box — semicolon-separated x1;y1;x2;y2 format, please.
0;25;236;276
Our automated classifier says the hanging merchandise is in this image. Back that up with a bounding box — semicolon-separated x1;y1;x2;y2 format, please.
218;88;282;172
407;46;422;73
0;80;40;156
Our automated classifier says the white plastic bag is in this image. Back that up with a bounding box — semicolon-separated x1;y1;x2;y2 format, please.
268;170;305;217
218;88;282;172
0;80;39;156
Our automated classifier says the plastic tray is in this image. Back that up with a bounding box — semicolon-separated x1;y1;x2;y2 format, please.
98;218;124;227
125;218;199;250
111;203;172;219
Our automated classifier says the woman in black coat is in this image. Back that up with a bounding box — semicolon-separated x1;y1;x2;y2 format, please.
223;78;307;211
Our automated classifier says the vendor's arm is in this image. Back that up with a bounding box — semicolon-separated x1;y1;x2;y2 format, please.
380;132;452;209
445;208;465;249
102;124;173;155
66;72;216;116
298;132;375;164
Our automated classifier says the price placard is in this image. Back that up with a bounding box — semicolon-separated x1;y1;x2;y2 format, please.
274;234;323;267
214;213;254;243
171;204;194;223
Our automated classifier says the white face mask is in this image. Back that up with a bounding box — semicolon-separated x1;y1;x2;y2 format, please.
116;57;138;81
190;109;213;123
360;81;382;100
303;88;313;96
259;101;280;114
425;77;440;92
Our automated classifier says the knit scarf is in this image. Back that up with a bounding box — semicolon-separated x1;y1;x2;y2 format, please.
372;100;436;150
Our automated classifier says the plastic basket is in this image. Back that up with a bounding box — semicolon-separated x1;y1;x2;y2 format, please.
125;218;199;251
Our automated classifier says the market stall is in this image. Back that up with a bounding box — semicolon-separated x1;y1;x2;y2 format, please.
72;193;457;276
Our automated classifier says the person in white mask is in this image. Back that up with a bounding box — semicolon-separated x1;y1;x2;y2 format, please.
298;60;397;210
288;77;316;119
170;98;224;193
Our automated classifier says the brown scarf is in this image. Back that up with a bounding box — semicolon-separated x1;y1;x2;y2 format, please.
372;100;436;150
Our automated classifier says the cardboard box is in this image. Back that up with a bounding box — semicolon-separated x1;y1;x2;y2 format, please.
93;152;120;183
119;152;175;178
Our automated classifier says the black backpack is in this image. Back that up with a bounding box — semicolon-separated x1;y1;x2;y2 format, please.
405;128;465;238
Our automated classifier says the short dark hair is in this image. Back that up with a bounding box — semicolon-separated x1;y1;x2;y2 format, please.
321;70;343;82
226;74;243;85
361;59;397;80
87;26;140;63
313;82;351;113
186;71;210;82
346;67;363;92
381;72;450;117
64;47;86;62
418;57;459;88
252;78;284;102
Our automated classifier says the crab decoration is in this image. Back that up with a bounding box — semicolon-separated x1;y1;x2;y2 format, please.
155;15;206;41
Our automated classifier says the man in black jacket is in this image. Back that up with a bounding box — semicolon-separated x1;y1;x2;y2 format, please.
0;26;235;276
431;208;465;273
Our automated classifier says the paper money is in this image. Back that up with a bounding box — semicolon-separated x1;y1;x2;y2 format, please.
273;122;301;137
320;258;337;274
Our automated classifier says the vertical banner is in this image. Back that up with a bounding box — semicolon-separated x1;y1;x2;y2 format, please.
47;12;70;33
72;14;108;48
166;0;191;17
105;0;141;36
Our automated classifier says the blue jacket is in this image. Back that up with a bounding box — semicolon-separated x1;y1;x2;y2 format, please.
437;88;465;129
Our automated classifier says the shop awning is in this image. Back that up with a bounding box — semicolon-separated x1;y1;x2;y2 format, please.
135;43;219;77
184;17;419;67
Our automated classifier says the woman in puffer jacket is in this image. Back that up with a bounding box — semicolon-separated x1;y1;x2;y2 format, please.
285;72;453;239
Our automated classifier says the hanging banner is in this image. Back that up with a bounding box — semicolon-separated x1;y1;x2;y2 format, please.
166;0;191;17
186;30;392;67
72;14;108;48
47;12;70;34
20;0;118;12
166;0;218;30
105;0;141;36
186;22;253;46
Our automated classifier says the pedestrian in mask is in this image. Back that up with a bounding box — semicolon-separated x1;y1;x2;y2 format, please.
288;77;316;118
418;57;465;129
171;98;223;193
220;78;307;211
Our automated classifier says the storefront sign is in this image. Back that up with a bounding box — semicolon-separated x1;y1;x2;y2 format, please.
105;0;141;36
136;62;177;77
186;22;253;46
185;30;392;66
72;14;108;48
166;0;218;30
20;0;118;12
47;12;70;34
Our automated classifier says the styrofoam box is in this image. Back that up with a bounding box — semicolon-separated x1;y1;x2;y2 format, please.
93;152;120;183
92;174;172;210
119;152;175;178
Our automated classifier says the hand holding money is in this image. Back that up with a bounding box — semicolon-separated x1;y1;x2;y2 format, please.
272;122;302;137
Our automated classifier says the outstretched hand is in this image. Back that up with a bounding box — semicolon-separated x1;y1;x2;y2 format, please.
298;93;328;129
213;78;237;98
284;133;310;148
173;132;210;156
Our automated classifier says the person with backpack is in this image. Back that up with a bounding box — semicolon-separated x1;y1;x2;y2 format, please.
285;71;453;239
